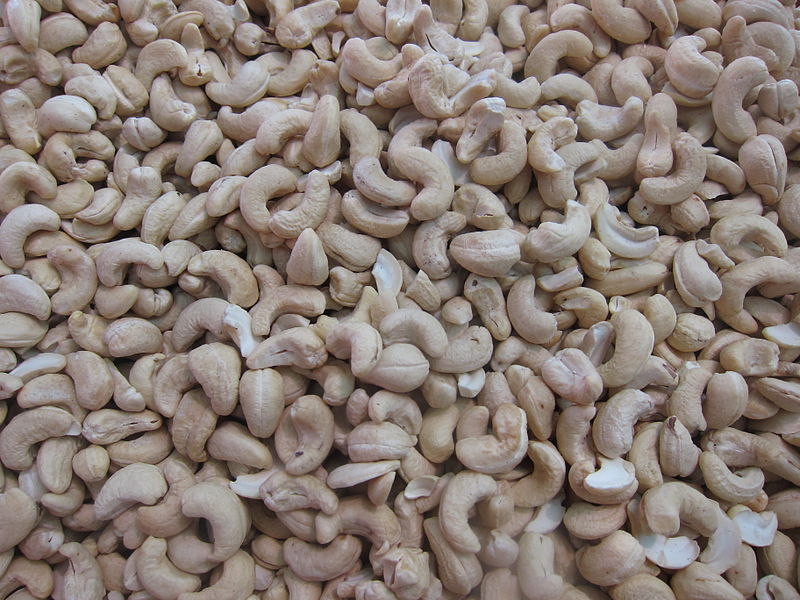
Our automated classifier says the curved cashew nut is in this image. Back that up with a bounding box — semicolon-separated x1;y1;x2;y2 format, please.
594;202;659;259
171;297;229;352
93;463;167;520
536;141;603;208
325;321;383;378
177;550;255;600
592;389;655;459
511;441;566;509
640;481;741;573
716;256;800;334
57;541;105;600
711;56;770;144
249;285;326;336
699;451;764;505
254;109;312;156
638;133;706;206
134;39;188;89
455;403;527;474
181;481;250;562
505;274;558;346
269;170;330;239
439;470;496;553
0;204;60;269
576;96;644;142
238;164;297;234
0;162;57;213
94;239;163;287
412;211;467;280
0;274;50;320
541;348;604;405
205;57;271;108
517;532;564;600
673;240;729;308
274;394;334;475
260;469;337;514
187;250;258;307
665;35;722;99
0;406;81;470
596;309;655;387
524;30;593;81
135;536;202;599
737;134;787;206
188;342;241;416
528;116;578;173
710;214;787;264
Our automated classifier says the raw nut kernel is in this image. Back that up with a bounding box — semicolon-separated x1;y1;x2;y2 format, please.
0;1;797;598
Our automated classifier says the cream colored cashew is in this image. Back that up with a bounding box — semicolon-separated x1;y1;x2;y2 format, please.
576;96;644;142
273;394;333;475
283;535;362;582
575;530;646;587
438;470;496;553
0;406;81;470
423;516;482;596
524;30;593;81
0;274;50;320
535;141;604;208
249;285;326;336
523;200;592;264
94;463;167;520
738;134;787;206
673;240;729;309
541;348;604;406
516;531;564;600
0;204;60;269
638;133;707;206
324;321;381;378
596;309;655;387
511;441;566;509
187;343;240;417
171;297;229;352
94;239;163;287
711;56;770;144
181;481;250;563
186;250;258;308
455;403;527;474
592;389;655;459
568;456;639;505
135;536;201;599
527;116;577;174
665;35;722;100
594;202;659;259
716;256;800;334
640;481;741;573
269;170;330;239
375;309;447;360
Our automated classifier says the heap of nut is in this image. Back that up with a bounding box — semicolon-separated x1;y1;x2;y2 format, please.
1;0;800;598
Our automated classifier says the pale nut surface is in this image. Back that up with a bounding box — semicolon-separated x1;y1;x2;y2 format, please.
0;1;798;599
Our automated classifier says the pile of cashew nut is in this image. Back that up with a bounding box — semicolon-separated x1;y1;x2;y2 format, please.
2;0;800;598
